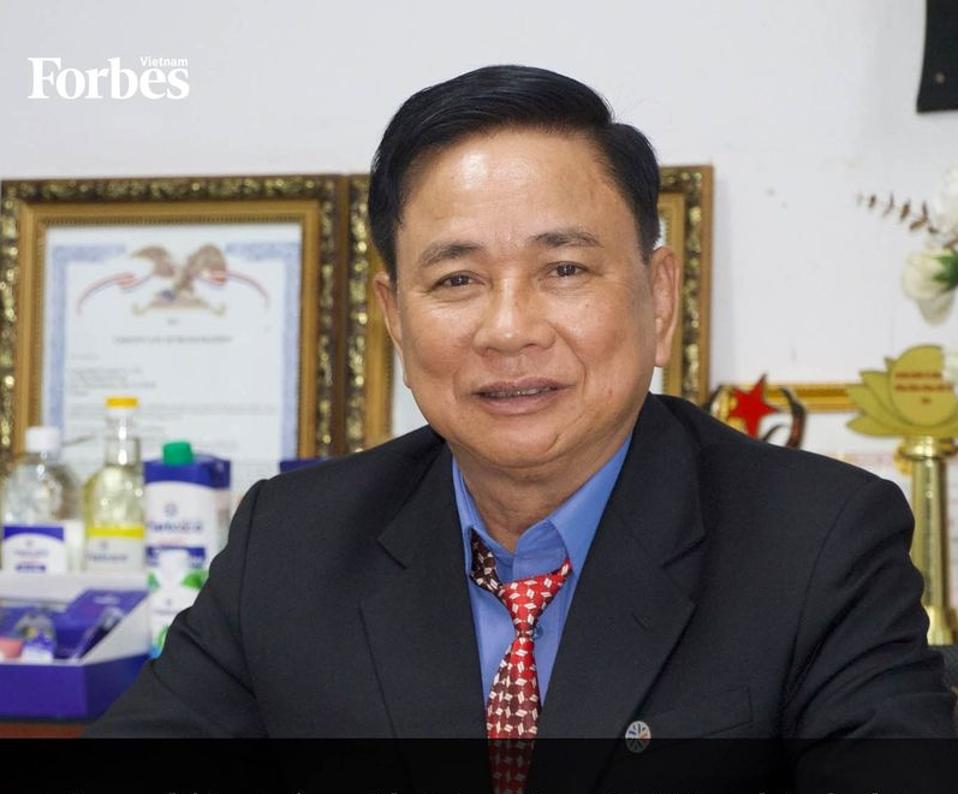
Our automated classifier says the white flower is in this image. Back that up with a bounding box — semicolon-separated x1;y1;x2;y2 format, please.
903;249;952;300
931;166;958;237
902;249;956;323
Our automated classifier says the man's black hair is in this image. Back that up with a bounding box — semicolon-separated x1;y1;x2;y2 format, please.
368;64;661;281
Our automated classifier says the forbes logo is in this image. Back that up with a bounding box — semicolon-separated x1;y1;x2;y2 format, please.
28;56;190;100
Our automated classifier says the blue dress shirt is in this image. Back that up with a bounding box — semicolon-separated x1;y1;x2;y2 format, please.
453;438;631;705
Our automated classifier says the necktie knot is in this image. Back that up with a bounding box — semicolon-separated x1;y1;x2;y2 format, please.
500;577;567;635
469;531;571;633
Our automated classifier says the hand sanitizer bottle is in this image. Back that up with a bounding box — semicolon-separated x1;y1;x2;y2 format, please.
1;426;83;573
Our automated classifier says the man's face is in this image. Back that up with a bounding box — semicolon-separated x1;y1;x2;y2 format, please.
375;128;677;476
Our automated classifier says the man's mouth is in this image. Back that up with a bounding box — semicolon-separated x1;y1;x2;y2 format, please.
474;381;565;400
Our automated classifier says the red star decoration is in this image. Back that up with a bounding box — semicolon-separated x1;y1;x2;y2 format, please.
728;375;778;438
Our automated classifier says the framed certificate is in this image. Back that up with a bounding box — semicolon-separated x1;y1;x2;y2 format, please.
0;175;392;500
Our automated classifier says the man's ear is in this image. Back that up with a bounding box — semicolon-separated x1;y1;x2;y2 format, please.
373;270;406;378
649;246;680;368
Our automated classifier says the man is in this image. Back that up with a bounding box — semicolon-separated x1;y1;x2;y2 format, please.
89;65;955;787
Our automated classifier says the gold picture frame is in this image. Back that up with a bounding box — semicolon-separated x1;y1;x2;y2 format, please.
345;175;394;451
659;165;714;403
0;174;392;474
750;382;855;413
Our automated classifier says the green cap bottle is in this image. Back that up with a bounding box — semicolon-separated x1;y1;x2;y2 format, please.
162;440;194;466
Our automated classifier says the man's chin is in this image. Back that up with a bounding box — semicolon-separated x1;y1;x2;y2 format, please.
449;433;569;473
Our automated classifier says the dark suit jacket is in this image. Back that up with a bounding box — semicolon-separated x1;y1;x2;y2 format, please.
88;395;956;784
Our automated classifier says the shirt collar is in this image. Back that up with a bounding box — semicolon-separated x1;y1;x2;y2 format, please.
453;435;632;577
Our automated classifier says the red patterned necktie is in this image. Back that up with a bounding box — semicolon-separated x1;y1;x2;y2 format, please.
469;530;572;794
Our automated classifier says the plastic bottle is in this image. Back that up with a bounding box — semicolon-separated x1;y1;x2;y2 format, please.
14;609;57;662
1;426;83;573
83;396;145;572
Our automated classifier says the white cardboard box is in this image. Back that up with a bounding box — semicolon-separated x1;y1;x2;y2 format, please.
0;571;150;719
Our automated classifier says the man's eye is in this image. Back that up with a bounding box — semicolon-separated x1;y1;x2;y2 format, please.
553;262;583;277
437;273;473;288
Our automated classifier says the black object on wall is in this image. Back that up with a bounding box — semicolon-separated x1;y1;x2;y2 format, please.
918;0;958;112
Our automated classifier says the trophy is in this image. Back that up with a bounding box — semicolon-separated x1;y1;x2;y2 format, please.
848;345;958;645
704;375;807;448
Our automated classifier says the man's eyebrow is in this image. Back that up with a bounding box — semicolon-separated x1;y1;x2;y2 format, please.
529;228;602;248
417;241;484;269
416;228;600;269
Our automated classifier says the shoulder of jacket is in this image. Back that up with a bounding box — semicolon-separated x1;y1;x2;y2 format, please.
655;393;878;496
253;424;446;508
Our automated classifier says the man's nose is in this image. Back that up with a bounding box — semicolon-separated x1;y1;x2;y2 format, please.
472;279;554;354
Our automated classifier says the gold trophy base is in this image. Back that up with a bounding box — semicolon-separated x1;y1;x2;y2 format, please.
925;606;958;647
898;436;958;646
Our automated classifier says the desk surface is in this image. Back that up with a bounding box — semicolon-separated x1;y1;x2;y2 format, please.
0;720;86;738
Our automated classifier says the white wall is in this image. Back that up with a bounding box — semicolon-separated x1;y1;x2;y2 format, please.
2;0;956;436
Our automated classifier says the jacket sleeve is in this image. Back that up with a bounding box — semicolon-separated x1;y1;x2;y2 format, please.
85;480;267;737
783;476;957;790
783;476;955;738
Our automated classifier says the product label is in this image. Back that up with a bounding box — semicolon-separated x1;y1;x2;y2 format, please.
145;481;229;566
1;524;67;573
84;524;145;571
148;561;206;657
146;544;207;569
86;524;146;539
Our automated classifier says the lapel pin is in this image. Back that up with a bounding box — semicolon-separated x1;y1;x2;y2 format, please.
624;719;652;753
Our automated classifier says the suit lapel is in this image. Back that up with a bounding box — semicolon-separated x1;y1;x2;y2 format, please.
359;443;487;739
531;396;706;791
